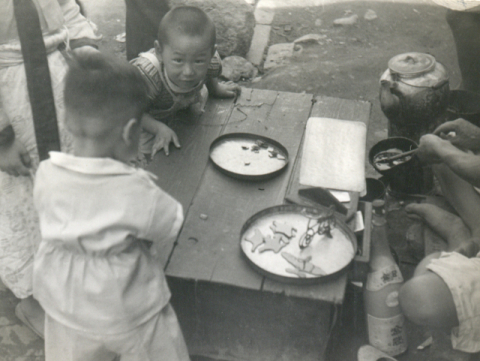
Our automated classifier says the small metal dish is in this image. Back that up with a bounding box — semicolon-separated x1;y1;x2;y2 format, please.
209;133;289;181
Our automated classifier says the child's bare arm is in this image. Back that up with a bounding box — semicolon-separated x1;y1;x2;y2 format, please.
206;78;241;99
141;113;180;157
417;134;480;188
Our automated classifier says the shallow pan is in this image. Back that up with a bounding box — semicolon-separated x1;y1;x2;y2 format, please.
240;204;357;284
209;133;289;181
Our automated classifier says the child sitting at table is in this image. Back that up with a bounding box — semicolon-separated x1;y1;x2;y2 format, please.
32;51;189;361
130;5;240;158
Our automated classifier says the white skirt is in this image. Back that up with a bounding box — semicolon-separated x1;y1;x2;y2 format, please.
0;50;72;298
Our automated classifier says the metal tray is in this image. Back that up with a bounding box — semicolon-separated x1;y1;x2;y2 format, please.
209;133;289;181
240;204;357;284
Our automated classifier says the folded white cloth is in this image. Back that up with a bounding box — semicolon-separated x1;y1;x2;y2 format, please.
299;117;367;194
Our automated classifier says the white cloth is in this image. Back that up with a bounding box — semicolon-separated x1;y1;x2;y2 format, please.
0;0;98;299
0;51;73;298
299;117;367;194
33;152;184;334
0;0;100;46
427;251;480;352
45;303;190;361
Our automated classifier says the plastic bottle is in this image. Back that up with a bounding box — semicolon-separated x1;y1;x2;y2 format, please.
364;199;408;356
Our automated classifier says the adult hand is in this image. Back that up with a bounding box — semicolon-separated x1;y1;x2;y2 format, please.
434;118;480;152
151;121;180;157
0;139;32;176
415;134;448;164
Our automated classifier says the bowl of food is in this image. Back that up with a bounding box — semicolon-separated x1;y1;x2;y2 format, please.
209;133;289;181
368;137;428;195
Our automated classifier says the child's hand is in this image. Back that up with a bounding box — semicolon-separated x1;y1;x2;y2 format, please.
208;79;241;99
151;121;181;157
0;139;31;176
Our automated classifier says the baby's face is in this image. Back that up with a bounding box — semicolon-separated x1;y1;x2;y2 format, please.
158;34;213;90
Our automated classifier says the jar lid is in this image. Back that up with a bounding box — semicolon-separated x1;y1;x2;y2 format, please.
388;52;436;76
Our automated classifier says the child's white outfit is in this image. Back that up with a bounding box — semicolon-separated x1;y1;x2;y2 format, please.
427;251;480;353
33;151;189;361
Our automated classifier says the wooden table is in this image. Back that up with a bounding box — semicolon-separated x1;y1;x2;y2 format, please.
147;89;371;361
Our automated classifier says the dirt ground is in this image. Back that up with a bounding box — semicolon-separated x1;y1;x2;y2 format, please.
79;1;466;360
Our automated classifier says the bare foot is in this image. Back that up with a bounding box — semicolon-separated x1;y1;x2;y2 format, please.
405;203;471;251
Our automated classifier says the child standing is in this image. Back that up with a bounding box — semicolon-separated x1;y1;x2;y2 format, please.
130;5;241;158
33;52;189;361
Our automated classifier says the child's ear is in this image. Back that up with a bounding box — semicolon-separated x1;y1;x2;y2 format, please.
154;40;163;59
122;118;138;145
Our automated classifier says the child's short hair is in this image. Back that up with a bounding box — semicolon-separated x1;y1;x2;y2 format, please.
157;6;216;49
64;51;147;138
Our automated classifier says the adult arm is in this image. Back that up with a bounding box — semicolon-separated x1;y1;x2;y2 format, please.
416;134;480;188
434;118;480;152
58;0;100;49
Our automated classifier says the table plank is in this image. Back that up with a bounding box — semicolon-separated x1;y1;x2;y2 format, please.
166;89;314;290
263;95;372;302
146;98;234;265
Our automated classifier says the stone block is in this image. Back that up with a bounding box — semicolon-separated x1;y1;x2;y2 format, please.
246;24;271;66
170;0;255;57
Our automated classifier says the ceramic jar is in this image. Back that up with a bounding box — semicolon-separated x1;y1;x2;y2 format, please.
379;52;449;143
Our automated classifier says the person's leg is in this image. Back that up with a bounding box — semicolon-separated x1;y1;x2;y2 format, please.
125;0;170;61
45;314;117;361
405;202;471;251
446;10;480;93
399;264;459;330
120;304;190;361
434;163;480;237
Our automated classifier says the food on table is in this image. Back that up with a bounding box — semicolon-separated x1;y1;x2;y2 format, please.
244;229;265;252
259;234;288;253
373;148;412;171
210;138;287;176
269;221;297;238
240;209;355;280
282;253;326;277
255;139;269;149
